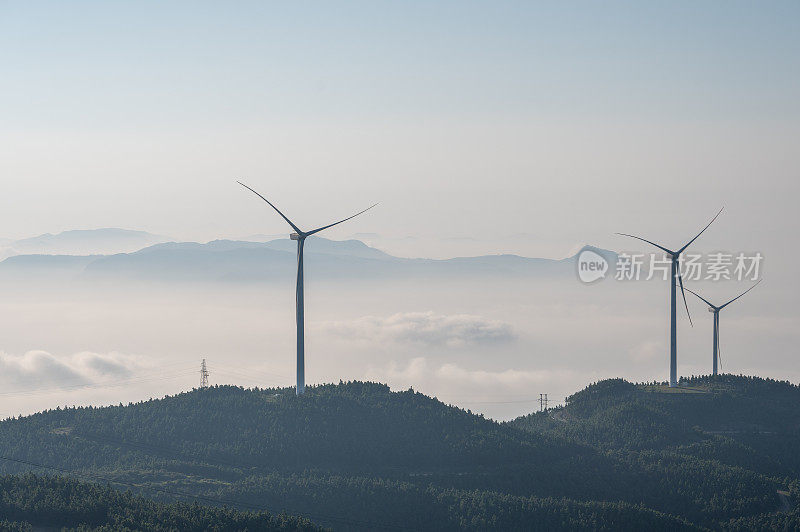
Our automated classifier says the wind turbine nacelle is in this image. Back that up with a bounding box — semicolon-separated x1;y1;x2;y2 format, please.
708;307;716;313
290;233;301;240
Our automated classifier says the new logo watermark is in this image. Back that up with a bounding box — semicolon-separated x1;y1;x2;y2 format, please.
577;248;609;283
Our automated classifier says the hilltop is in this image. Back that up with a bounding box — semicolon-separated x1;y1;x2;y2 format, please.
511;375;800;476
0;377;796;530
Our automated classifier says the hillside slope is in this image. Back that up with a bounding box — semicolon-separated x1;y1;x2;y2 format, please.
512;375;800;475
0;378;795;530
512;375;800;529
0;473;318;531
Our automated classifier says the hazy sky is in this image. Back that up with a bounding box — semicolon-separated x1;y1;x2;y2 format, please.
0;2;799;418
2;2;798;252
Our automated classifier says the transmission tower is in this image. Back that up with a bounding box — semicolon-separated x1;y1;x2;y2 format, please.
539;393;548;412
200;359;209;388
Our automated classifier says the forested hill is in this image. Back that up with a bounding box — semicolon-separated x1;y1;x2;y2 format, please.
0;378;797;530
0;382;583;474
0;473;319;531
511;375;800;472
511;375;800;529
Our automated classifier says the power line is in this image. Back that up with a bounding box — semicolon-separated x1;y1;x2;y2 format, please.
0;368;198;398
452;398;542;405
209;366;289;382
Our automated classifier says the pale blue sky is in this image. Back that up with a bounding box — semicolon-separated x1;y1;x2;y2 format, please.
1;1;798;263
3;2;798;125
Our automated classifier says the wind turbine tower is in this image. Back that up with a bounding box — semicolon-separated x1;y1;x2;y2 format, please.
238;181;377;395
617;208;723;387
685;280;762;376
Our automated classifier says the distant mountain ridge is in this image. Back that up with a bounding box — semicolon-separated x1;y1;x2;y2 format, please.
0;231;617;283
140;237;395;261
0;228;169;260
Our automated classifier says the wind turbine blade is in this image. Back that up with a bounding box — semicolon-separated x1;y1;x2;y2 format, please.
615;233;673;254
678;274;693;327
237;181;303;234
305;203;378;236
684;286;716;309
719;279;763;309
677;207;724;254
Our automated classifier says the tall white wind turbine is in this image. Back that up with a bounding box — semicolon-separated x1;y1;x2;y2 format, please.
238;181;377;395
617;208;723;387
685;280;762;376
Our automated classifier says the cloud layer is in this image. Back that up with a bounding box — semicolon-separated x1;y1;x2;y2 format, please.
0;350;148;393
369;357;567;388
320;311;516;348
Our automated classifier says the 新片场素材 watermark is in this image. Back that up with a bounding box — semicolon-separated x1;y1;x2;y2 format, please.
577;248;763;284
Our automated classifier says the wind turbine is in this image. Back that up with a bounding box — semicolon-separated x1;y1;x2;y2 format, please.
684;280;762;376
617;208;723;387
238;181;377;395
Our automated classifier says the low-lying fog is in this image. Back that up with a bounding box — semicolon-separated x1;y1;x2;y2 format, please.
0;268;793;421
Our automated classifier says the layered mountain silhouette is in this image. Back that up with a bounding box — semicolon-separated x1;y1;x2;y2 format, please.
0;229;617;283
0;228;169;260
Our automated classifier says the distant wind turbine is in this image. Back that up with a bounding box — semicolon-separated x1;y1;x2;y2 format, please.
617;208;723;387
238;181;377;395
684;280;762;376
